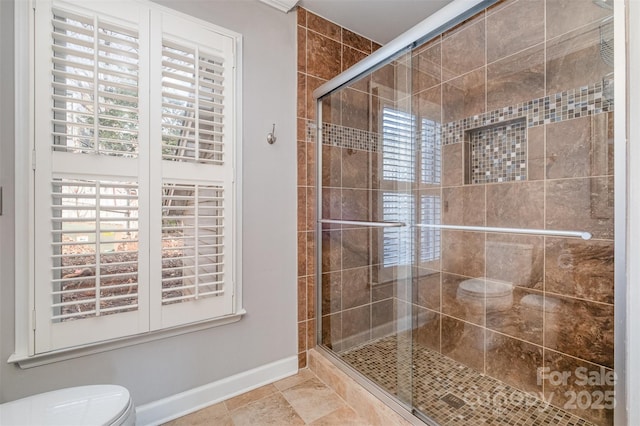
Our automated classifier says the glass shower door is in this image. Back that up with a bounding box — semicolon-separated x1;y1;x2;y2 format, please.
409;1;615;425
317;47;416;409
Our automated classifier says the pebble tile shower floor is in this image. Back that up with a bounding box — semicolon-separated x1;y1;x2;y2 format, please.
340;334;594;426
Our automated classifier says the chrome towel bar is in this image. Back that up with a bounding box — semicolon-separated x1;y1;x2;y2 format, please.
415;224;592;240
318;219;406;228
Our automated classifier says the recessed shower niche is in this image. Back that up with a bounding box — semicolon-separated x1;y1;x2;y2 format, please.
464;118;527;185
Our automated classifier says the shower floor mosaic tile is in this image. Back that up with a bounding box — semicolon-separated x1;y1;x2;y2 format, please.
340;334;594;426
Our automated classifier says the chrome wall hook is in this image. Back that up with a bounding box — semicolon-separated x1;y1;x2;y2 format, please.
267;123;277;144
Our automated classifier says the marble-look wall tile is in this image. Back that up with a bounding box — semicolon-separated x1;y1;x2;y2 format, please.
544;296;614;368
297;73;306;118
442;273;485;326
306;75;328;121
306;11;341;42
342;149;371;189
342;266;371;310
527;125;545;181
321;230;341;272
413;269;441;312
442;185;485;226
298;232;307;276
486;287;544;345
546;0;612;41
342;28;372;54
546;177;614;240
487;45;545;111
413;85;442;124
441;315;485;372
441;231;485;278
546;22;613;95
297;25;306;73
442;19;486;80
321;145;341;188
322;187;341;227
297;140;307;187
413;306;441;351
342;305;371;350
372;299;395;339
486;234;544;289
322;272;341;314
341;88;371;132
543;349;615;426
412;42;441;94
486;0;544;62
342;46;368;72
306;187;316;232
442;68;486;123
298;277;308;322
485;331;544;393
306;31;341;82
545;237;614;304
546;116;593;179
486;181;544;229
341;189;371;222
321;313;342;352
342;228;371;270
442;143;463;187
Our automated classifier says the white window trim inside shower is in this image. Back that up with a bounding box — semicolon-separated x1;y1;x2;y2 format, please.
10;0;244;367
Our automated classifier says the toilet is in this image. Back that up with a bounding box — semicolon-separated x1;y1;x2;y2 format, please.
521;294;562;348
0;385;135;426
456;277;514;350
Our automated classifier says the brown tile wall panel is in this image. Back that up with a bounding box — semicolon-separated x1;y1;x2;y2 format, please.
298;4;616;424
485;331;544;393
487;45;545;111
486;0;544;62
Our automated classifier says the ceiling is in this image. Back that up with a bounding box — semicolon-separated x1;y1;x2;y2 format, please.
297;0;454;44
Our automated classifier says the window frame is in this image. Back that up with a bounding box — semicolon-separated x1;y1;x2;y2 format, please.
10;0;244;367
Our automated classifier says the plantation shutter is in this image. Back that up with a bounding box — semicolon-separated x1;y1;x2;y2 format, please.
149;11;235;329
34;0;150;352
33;0;237;353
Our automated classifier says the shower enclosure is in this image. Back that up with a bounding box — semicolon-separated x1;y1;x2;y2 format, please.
314;0;619;425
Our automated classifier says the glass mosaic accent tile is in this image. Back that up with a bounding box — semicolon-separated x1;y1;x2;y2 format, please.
469;119;527;184
442;79;613;146
340;334;595;426
306;121;380;152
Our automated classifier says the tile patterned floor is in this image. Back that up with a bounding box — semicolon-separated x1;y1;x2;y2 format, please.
340;334;595;426
162;369;371;425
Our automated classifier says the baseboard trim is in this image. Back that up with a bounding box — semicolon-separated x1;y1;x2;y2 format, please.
135;356;298;425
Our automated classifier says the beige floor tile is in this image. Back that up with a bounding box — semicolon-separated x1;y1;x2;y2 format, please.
274;368;315;391
162;402;229;426
308;406;370;425
224;383;278;411
230;393;305;426
281;377;346;424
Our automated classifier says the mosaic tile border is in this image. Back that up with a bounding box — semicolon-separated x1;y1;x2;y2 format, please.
308;79;613;153
307;121;381;153
341;334;596;426
470;119;527;184
442;79;614;146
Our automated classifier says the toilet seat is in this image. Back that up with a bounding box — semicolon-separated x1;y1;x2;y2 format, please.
457;277;513;299
0;385;135;426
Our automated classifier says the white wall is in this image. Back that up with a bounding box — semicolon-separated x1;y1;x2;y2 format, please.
0;0;298;408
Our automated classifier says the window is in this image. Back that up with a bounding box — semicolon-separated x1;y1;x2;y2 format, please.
30;0;240;353
381;107;441;269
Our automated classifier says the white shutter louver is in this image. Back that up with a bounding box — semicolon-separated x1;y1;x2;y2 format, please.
421;118;441;185
51;179;139;321
382;192;414;267
161;40;225;164
419;195;441;262
382;107;415;182
52;8;139;156
161;183;225;305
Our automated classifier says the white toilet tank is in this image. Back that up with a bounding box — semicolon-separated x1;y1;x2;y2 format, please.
0;385;135;426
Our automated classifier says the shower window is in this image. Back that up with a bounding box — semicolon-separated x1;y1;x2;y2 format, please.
381;107;441;268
